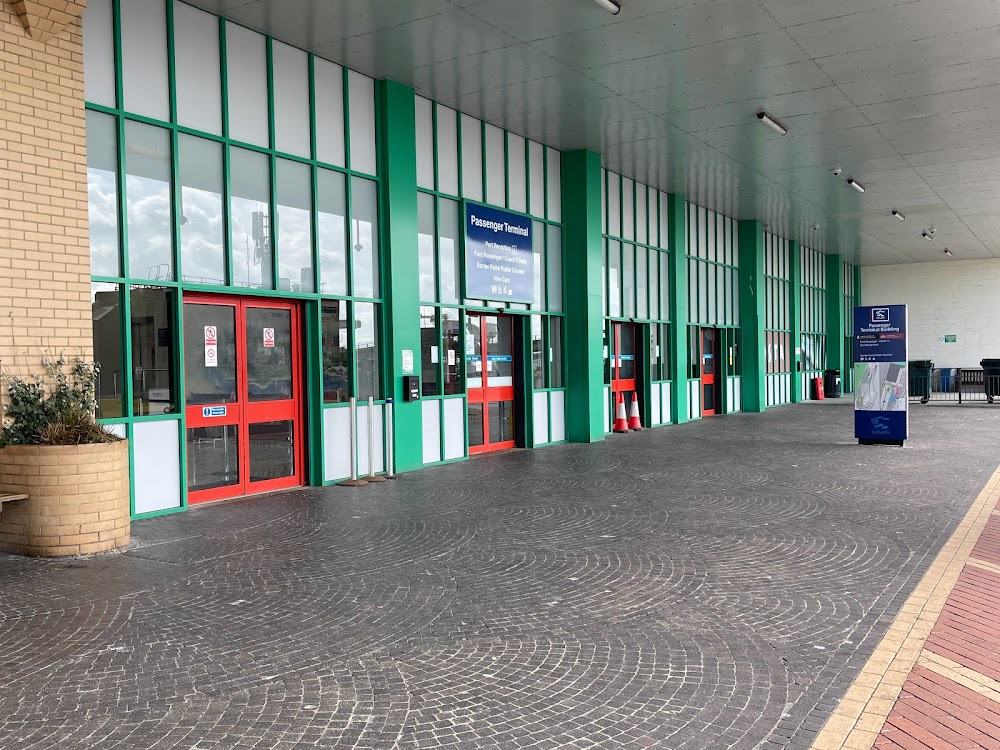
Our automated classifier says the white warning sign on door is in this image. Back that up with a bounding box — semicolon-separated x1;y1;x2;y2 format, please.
263;328;275;348
204;325;218;367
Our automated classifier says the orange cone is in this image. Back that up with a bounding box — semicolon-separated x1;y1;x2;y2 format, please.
613;392;630;433
628;391;643;431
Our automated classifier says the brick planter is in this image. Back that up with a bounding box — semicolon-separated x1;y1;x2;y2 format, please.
0;441;130;557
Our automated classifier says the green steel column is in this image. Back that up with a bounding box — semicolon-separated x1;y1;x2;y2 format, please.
666;194;689;423
561;150;605;443
789;240;802;403
738;220;766;412
854;264;862;307
375;80;422;473
825;253;845;380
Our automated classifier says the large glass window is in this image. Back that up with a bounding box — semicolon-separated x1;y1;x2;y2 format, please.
418;193;436;302
276;159;314;293
550;317;564;388
442;308;462;395
547;225;563;312
608;241;621;317
125;121;173;281
86;111;120;278
351;177;379;298
178;134;225;285
420;306;440;396
355;302;380;400
321;301;349;403
531;315;544;388
439;200;460;304
230;148;272;290
92;282;123;418
318;168;347;296
130;286;176;415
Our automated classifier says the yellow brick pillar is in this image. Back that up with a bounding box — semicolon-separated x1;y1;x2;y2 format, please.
0;0;91;383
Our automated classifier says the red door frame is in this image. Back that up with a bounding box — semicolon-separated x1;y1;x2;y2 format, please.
467;312;516;455
701;327;717;417
610;322;637;417
184;294;304;503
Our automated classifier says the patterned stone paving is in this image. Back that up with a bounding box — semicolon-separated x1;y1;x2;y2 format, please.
1;400;998;749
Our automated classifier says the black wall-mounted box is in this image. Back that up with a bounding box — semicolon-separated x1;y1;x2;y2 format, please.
403;375;420;401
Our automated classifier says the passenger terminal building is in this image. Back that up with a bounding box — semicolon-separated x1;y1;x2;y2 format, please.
6;0;992;520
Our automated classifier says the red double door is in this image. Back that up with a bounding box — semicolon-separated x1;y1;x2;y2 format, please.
466;312;517;454
183;295;304;503
701;327;718;416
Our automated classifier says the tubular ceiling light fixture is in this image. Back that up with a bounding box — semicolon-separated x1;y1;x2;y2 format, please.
757;111;788;136
847;178;865;193
592;0;621;13
892;210;905;221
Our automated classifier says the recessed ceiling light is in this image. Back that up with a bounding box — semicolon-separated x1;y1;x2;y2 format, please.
922;231;932;240
928;225;937;234
757;111;788;136
812;224;820;231
847;178;865;193
944;248;953;256
832;167;842;176
891;210;905;221
591;0;621;13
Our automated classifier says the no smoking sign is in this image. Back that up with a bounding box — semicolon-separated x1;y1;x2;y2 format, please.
263;328;275;348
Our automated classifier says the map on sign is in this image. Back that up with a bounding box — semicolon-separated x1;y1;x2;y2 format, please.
855;362;906;412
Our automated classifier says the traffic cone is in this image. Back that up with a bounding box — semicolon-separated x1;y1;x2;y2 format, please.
628;391;643;431
613;392;630;433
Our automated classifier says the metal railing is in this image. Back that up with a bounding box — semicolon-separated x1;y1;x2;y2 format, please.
908;368;999;404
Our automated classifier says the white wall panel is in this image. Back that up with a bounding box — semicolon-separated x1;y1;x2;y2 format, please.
603;386;611;433
348;70;377;175
651;382;661;425
443;398;466;460
688;381;701;420
460;114;483;201
550;391;566;442
272;42;310;157
133;420;181;514
121;0;169;120
174;1;222;134
661;382;672;423
533;391;549;445
314;58;345;167
83;0;115;107
415;96;434;190
106;423;127;439
507;133;527;213
225;22;269;147
324;407;351;481
546;148;561;222
529;141;545;218
422;400;441;464
436;105;459;196
485;124;505;207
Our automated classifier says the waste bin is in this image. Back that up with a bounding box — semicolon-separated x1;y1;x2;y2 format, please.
823;369;841;399
981;359;1000;404
939;367;958;393
908;360;933;403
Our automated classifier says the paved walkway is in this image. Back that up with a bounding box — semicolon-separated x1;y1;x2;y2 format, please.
1;401;999;749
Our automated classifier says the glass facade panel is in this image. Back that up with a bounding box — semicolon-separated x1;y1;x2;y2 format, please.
418;193;436;302
442;308;462;395
636;246;648;319
272;42;311;158
246;307;293;401
608;241;621;317
623;244;635;318
531;315;544;389
321;301;349;403
547;225;562;312
461;114;483;202
276;159;314;293
174;1;222;134
420;306;440;396
314;58;346;167
120;0;168;120
415;97;434;190
351;177;379;298
86;111;120;277
130;286;176;415
485;124;505;207
83;0;115;107
550;317;564;388
230;148;273;290
92;283;123;419
318;168;348;296
225;23;269;147
507;133;526;213
436;105;459;197
532;220;545;309
179;134;225;285
355;302;380;400
439;199;460;304
125;121;173;281
348;70;377;175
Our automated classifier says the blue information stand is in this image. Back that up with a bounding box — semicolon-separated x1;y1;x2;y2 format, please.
853;305;909;446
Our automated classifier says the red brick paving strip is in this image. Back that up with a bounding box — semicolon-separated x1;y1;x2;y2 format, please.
870;511;1000;749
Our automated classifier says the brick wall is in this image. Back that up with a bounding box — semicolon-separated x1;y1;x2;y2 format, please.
862;259;1000;368
0;0;91;386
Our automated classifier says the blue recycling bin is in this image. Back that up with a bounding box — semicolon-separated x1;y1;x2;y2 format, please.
939;368;958;392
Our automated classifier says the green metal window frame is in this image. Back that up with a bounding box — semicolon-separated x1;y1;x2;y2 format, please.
799;245;828;378
86;0;388;517
414;100;567;460
763;234;793;386
684;202;738;329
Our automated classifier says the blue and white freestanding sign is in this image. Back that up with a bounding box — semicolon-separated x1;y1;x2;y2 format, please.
464;203;533;303
853;305;909;445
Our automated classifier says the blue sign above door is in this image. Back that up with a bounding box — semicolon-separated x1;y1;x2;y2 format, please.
464;203;534;304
